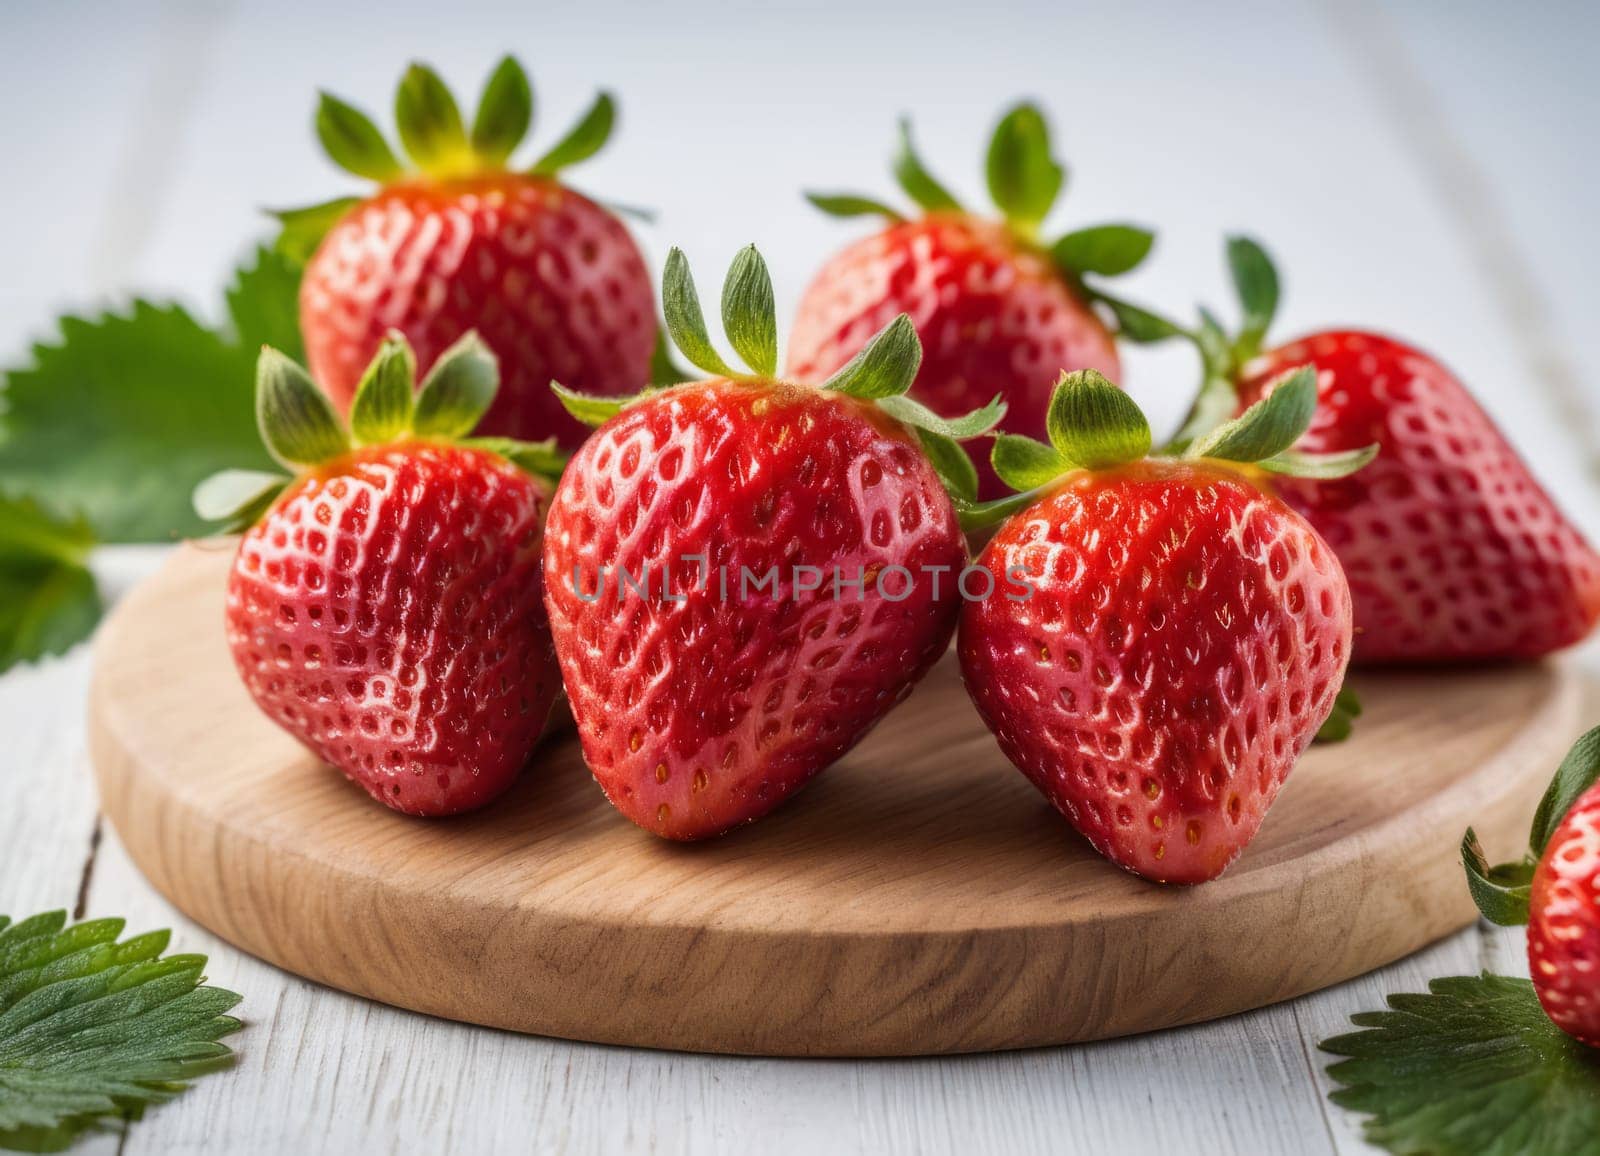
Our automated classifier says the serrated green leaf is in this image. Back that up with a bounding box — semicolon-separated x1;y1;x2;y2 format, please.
1045;370;1150;469
1314;685;1363;744
314;92;403;182
411;332;498;438
1258;445;1378;480
459;437;567;482
550;382;632;428
913;430;978;503
191;470;288;530
661;249;736;379
0;496;99;675
0;910;241;1150
226;247;307;365
255;348;349;468
1461;829;1534;927
991;434;1073;492
0;281;285;542
529;92;615;176
954;488;1045;534
720;246;778;378
394;63;470;175
470;55;533;166
269;198;360;267
1530;726;1600;856
803;192;905;223
985;103;1062;231
819;314;921;400
1228;235;1280;355
1188;366;1316;465
1323;973;1600;1156
1052;224;1154;277
892;118;962;214
348;336;417;445
875;392;1004;440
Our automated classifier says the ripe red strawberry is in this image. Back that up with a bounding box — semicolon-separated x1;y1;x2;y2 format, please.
543;246;1002;839
789;105;1152;499
1465;727;1600;1046
199;332;564;816
1172;237;1600;662
278;58;655;450
959;369;1363;883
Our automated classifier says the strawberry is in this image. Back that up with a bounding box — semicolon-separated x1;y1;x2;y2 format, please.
543;245;1003;839
1465;727;1600;1046
789;105;1153;499
958;369;1367;882
276;58;656;451
1163;237;1600;662
196;332;565;816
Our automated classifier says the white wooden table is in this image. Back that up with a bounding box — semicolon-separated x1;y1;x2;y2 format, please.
4;1;1598;1151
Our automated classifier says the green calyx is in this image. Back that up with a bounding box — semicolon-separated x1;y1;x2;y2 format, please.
192;331;564;532
272;56;617;262
958;366;1376;532
551;244;1006;503
803;102;1156;332
1463;725;1600;927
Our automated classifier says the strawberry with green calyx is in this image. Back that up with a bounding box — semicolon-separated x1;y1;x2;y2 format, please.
1146;235;1600;663
198;333;564;817
1464;727;1600;1046
789;103;1149;499
958;369;1369;883
543;245;1003;840
278;57;655;452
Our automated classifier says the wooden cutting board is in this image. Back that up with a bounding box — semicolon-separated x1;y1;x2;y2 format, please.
88;544;1578;1056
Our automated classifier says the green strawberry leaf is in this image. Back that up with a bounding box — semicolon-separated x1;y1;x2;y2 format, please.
661;249;737;379
1052;224;1154;278
1322;973;1600;1156
225;246;307;361
912;430;978;503
1045;369;1151;469
470;55;534;167
803;192;905;223
0;246;291;542
1228;235;1280;357
459;437;567;483
255;349;349;468
0;497;99;676
1461;828;1534;928
314;91;404;182
411;332;498;438
529;92;615;177
875;392;1003;440
984;103;1062;232
1314;685;1362;743
1257;445;1379;480
719;245;778;378
394;62;470;175
552;382;631;428
991;433;1073;492
1187;366;1316;465
348;335;417;445
268;197;359;267
1090;291;1188;345
0;911;242;1153
1530;725;1600;856
648;330;695;387
892;118;963;214
191;470;288;534
819;314;921;400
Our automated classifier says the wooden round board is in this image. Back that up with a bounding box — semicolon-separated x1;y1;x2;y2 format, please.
89;544;1578;1057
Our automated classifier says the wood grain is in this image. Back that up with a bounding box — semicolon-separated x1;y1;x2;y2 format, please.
89;545;1577;1057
